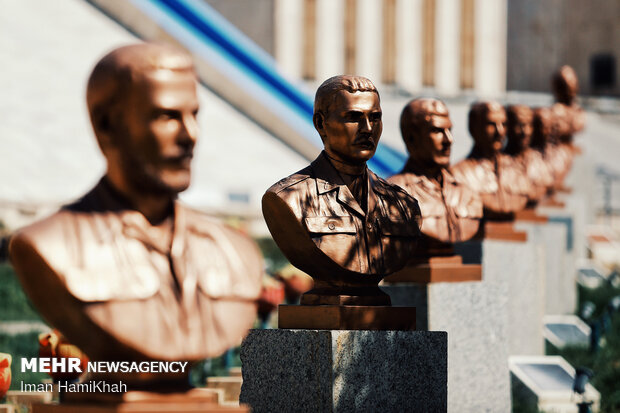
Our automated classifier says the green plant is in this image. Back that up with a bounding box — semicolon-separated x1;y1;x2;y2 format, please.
0;264;42;322
549;284;620;413
0;332;48;390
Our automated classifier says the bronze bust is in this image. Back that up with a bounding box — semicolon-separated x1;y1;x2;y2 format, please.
388;98;482;249
533;106;573;192
8;44;263;377
504;104;554;203
451;101;530;219
552;65;585;143
262;75;421;302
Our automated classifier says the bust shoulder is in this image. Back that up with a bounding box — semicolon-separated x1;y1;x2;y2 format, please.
386;172;417;191
265;167;312;195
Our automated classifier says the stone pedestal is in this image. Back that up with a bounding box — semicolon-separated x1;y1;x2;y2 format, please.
240;329;447;413
381;236;541;413
516;218;573;316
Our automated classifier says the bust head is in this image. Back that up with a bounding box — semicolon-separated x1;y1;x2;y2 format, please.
400;98;452;170
505;104;533;154
313;75;382;166
531;107;554;148
552;65;578;105
468;101;506;156
551;103;573;143
87;43;199;198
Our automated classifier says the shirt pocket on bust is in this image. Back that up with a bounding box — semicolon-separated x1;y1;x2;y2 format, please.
304;216;357;234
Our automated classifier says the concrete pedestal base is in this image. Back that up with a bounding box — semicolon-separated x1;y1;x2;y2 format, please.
381;237;541;413
240;329;447;413
516;219;573;316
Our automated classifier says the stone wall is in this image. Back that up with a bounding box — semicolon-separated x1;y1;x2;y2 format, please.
507;0;620;97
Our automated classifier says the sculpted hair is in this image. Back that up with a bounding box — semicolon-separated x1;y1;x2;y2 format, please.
400;98;448;147
506;104;533;126
531;107;553;147
86;43;195;140
552;65;578;99
468;101;504;139
314;75;379;117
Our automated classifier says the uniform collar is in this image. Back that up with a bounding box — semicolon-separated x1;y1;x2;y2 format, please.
311;151;387;217
401;160;457;189
89;177;183;255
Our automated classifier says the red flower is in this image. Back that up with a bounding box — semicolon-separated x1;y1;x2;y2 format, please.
38;331;88;381
0;353;11;399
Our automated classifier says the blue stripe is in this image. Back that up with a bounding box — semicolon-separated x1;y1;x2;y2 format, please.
152;0;314;116
130;0;406;176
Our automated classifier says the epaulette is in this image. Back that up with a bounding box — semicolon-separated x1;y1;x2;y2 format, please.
378;176;410;198
268;173;310;194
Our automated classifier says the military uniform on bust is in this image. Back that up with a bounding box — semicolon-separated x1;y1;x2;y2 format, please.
531;107;572;197
451;154;529;217
451;102;530;219
9;44;263;403
10;177;262;363
390;164;481;248
385;98;483;283
552;65;585;147
265;151;420;279
504;104;553;223
263;75;420;329
451;102;529;241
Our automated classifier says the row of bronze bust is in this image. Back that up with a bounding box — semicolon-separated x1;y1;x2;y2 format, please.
7;43;583;395
264;68;583;301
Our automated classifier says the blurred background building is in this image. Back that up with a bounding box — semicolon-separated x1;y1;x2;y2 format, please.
1;0;619;237
207;0;619;97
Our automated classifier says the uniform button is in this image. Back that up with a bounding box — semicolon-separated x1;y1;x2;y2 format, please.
367;222;373;230
324;183;329;190
328;223;335;230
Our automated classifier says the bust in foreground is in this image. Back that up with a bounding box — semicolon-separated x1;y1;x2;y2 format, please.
9;44;263;380
262;75;420;302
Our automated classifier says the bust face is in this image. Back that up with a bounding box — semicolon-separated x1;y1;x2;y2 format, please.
551;103;573;139
413;112;453;168
554;67;578;104
473;104;506;154
115;69;199;195
506;109;533;151
320;90;382;165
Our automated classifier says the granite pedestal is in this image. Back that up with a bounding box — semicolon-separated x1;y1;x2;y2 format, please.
516;218;573;316
240;329;447;413
381;237;541;412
